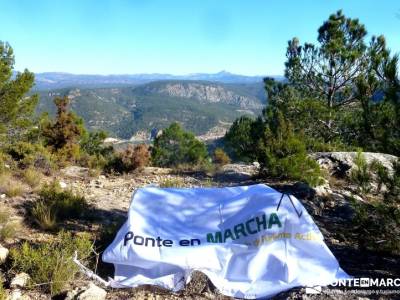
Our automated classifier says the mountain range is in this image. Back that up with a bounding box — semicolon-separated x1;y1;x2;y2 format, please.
33;71;283;90
36;79;267;139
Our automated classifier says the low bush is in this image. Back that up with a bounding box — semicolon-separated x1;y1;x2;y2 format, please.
0;208;19;241
370;158;400;202
10;231;93;296
0;280;5;300
350;150;371;194
79;153;108;172
152;123;208;168
22;168;42;188
0;151;13;174
119;144;150;171
159;178;186;188
0;174;26;197
80;130;112;157
30;182;88;230
54;143;81;166
257;111;323;187
369;159;390;192
6;142;53;171
213;148;231;166
351;198;400;255
223;116;259;162
107;144;150;173
31;200;57;231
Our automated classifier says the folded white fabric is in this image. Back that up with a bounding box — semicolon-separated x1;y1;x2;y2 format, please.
103;184;349;299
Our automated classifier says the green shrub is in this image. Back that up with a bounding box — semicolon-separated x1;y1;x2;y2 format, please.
31;200;57;231
160;178;186;188
370;158;400;202
0;151;13;174
80;130;111;157
41;96;87;165
213;148;231;166
79;153;108;171
30;182;88;230
22;168;42;188
350;150;371;194
10;231;93;296
55;143;81;166
152;123;208;168
351;198;400;255
0;208;19;241
0;174;26;197
0;278;6;300
257;111;322;187
224;116;259;162
108;144;150;173
5;142;54;173
385;159;400;202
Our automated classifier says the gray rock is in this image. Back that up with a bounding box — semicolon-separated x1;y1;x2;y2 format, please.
9;289;23;300
60;166;90;179
0;245;9;263
59;181;67;189
10;273;30;288
66;283;107;300
76;283;106;300
311;152;397;178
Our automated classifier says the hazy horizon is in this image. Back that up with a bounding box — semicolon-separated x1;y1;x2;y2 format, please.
29;70;273;77
1;0;399;76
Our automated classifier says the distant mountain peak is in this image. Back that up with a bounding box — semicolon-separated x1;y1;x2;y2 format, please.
32;71;284;90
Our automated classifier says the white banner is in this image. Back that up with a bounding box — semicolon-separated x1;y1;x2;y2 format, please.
102;184;349;299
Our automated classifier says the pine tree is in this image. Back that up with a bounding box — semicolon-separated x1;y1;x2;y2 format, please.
283;11;399;150
256;109;322;186
285;10;368;109
42;96;86;161
0;41;38;144
152;123;208;167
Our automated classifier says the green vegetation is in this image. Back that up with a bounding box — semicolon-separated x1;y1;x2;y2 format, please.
349;157;400;254
0;280;6;300
352;199;400;255
41;96;86;164
0;42;38;146
159;178;186;188
0;207;19;241
224;116;258;162
350;151;372;194
0;173;26;197
10;231;93;295
36;82;262;139
225;10;399;185
213;148;231;166
107;144;150;173
152;123;208;168
257;110;323;186
30;182;88;231
22;168;43;188
280;10;399;154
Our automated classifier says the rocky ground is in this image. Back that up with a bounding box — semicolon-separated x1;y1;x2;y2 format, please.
1;153;400;299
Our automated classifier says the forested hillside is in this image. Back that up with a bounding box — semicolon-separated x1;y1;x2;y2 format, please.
36;81;265;138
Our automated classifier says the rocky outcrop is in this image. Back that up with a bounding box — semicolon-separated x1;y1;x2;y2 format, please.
141;82;263;109
311;152;397;177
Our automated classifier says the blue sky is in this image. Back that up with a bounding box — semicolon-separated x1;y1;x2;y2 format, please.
0;0;399;75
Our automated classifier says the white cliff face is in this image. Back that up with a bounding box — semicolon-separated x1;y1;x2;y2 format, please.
143;82;263;109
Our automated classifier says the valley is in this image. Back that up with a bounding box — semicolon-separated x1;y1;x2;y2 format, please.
35;78;266;139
